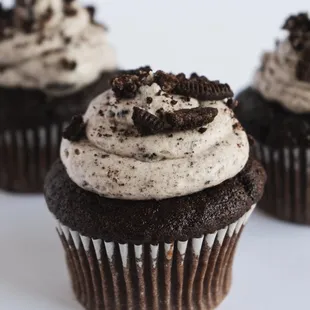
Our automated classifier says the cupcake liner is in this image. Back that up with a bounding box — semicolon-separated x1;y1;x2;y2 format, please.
56;205;255;310
254;142;310;224
0;121;68;192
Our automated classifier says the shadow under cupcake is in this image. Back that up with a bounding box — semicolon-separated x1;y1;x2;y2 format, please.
236;13;310;225
0;0;117;192
44;68;266;310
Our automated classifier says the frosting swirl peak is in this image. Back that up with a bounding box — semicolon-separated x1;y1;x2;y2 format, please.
61;68;249;200
0;0;116;95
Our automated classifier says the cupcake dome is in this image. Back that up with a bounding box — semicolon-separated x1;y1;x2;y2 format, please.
45;68;266;309
0;0;117;192
236;13;310;223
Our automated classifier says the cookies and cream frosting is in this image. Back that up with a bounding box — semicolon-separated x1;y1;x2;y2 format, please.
60;68;249;200
253;13;310;114
0;0;116;95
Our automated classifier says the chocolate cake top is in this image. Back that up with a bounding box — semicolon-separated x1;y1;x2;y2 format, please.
45;156;266;243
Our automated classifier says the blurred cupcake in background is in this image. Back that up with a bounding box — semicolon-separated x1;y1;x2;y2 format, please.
44;68;266;310
236;13;310;224
0;0;117;192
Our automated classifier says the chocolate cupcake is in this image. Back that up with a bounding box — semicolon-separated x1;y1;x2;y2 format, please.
0;0;117;192
44;68;266;310
236;13;310;224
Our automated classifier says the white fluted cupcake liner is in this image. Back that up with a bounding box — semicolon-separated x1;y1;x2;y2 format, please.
56;204;255;310
0;122;68;192
254;142;310;224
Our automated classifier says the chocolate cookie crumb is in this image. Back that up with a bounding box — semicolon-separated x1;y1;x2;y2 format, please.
176;73;186;80
175;80;233;101
64;36;72;44
64;6;78;17
60;58;77;70
111;75;140;99
166;107;218;131
63;115;86;142
198;127;207;134
283;13;310;33
282;13;310;51
146;97;153;104
153;70;179;92
40;6;53;25
132;107;165;135
86;6;95;22
226;99;239;109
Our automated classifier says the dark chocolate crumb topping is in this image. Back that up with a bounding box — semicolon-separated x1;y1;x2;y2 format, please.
283;13;310;34
85;6;96;22
281;13;310;82
63;115;86;142
282;13;310;52
111;68;233;135
64;5;78;17
132;107;165;136
198;127;207;134
166;107;218;131
60;58;77;70
226;99;239;110
153;70;180;92
111;75;141;99
111;67;233;101
174;80;233;101
146;96;153;104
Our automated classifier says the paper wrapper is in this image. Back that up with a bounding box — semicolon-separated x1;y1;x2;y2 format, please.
0;122;68;192
254;142;310;224
56;205;255;310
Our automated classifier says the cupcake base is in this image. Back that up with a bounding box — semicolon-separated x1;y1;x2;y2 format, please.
0;122;67;192
56;205;255;310
254;142;310;224
0;71;117;193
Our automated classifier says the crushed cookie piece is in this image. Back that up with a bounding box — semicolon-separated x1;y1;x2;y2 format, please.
132;107;165;135
166;107;218;131
146;96;153;104
153;70;179;92
111;75;140;99
174;79;233;101
63;115;86;141
198;127;207;134
60;58;77;70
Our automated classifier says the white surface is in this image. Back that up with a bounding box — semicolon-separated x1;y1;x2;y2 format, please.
1;193;310;310
1;0;310;309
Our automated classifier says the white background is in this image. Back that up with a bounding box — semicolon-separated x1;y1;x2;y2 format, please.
1;0;310;309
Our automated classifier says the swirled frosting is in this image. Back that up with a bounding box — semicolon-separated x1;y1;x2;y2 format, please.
60;69;249;200
253;13;310;114
0;0;116;95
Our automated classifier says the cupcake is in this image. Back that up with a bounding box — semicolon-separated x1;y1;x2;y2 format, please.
0;0;117;192
236;13;310;224
44;68;266;310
